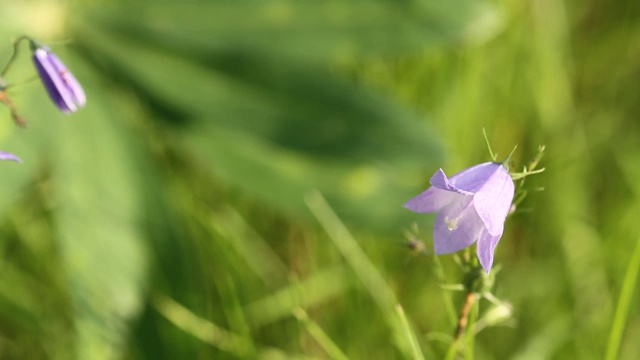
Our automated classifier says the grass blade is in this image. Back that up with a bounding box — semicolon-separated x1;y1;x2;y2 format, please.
605;237;640;360
305;190;415;358
396;305;425;360
245;266;352;328
153;294;254;357
294;308;350;360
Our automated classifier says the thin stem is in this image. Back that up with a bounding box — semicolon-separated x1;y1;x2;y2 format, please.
444;336;459;360
3;75;40;90
1;35;30;78
501;145;518;171
455;291;475;340
482;128;496;161
465;299;479;360
395;305;425;360
444;291;476;360
605;237;640;360
294;308;350;360
0;90;26;126
433;255;458;327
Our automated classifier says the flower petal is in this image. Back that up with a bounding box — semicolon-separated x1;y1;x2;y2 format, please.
448;162;502;193
433;196;484;254
404;187;452;213
33;47;85;113
476;228;502;273
0;151;20;162
48;51;86;108
473;164;515;236
429;169;474;195
403;169;472;213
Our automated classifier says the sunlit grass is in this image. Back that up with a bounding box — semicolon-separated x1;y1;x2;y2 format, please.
0;0;639;359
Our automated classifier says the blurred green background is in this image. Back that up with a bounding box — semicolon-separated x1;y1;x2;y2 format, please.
0;0;639;359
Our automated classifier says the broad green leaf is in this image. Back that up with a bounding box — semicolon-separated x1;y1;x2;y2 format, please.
82;0;500;63
72;25;442;229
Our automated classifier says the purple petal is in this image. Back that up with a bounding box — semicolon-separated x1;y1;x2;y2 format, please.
33;48;73;112
448;162;502;193
429;169;474;195
404;169;474;213
48;52;86;107
432;196;483;254
404;186;453;213
33;47;85;113
0;151;21;162
476;228;502;273
473;164;515;236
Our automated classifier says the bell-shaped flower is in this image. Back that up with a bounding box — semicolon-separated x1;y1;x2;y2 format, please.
404;162;514;273
32;46;86;113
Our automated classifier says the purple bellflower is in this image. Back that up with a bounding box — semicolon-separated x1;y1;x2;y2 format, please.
32;46;85;113
404;162;514;273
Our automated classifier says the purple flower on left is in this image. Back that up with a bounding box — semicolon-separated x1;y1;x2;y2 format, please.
404;162;514;273
32;46;85;113
0;151;20;163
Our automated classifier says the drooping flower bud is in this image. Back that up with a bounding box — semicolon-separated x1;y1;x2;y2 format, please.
32;46;85;113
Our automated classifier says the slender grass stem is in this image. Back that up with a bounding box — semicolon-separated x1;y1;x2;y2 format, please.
396;304;425;360
294;308;350;360
605;238;640;360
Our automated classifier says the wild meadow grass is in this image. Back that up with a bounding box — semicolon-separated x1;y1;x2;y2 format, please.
0;0;639;359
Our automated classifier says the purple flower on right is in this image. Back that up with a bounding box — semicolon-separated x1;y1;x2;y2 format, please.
404;162;515;273
32;46;86;113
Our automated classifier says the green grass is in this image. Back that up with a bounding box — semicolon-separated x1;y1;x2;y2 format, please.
0;0;639;359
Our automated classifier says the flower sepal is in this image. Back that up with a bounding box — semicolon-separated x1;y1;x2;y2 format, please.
462;264;497;295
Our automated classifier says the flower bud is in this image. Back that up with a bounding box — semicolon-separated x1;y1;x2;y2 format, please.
32;45;85;113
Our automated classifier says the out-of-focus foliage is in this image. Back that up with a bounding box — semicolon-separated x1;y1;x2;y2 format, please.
0;0;638;359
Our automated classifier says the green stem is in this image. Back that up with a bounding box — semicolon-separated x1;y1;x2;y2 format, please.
445;291;476;360
444;337;459;360
395;305;425;360
605;238;640;360
433;255;458;327
465;300;479;360
1;35;31;78
294;308;350;360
